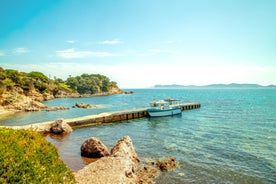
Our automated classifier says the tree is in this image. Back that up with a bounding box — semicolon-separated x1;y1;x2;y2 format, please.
27;72;50;92
66;77;79;90
0;67;120;95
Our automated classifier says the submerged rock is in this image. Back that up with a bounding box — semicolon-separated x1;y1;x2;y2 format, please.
136;157;178;183
155;157;177;171
45;106;69;111
73;103;95;108
123;91;134;94
80;137;110;158
136;165;159;184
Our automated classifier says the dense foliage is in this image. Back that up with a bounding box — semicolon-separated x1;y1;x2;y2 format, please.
0;128;75;183
0;67;119;95
66;73;117;94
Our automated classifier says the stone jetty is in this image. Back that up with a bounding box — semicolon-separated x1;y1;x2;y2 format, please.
64;102;200;128
2;102;200;131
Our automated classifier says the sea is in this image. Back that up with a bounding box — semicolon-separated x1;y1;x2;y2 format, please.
1;88;275;183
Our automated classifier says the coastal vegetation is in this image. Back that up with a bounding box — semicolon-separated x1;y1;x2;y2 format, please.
0;67;122;111
0;67;120;95
0;127;75;183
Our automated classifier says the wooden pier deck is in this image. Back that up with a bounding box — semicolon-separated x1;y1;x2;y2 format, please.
66;102;201;128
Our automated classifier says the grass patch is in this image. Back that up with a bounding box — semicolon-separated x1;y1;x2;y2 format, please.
0;128;75;183
58;83;74;93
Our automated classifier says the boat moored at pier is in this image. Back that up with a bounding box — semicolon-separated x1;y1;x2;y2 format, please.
147;99;182;117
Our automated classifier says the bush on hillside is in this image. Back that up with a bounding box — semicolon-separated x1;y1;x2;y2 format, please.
0;128;75;183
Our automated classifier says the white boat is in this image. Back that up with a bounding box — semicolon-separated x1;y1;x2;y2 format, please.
147;98;182;117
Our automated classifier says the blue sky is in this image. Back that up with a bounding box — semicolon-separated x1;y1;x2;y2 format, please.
0;0;276;88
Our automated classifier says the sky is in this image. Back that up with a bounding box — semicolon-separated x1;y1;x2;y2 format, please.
0;0;276;88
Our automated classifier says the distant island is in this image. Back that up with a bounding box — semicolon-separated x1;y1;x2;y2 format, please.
154;83;276;88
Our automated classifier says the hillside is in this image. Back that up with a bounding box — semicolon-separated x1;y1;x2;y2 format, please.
0;67;122;112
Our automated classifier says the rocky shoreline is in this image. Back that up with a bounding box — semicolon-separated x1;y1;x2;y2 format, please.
0;86;124;119
3;118;177;183
76;136;178;184
0;79;177;183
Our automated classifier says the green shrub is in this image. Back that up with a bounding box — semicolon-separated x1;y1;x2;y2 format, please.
27;71;49;83
58;83;74;93
1;78;15;90
0;128;76;183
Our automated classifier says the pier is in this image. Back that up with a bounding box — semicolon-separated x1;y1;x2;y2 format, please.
2;103;201;131
66;102;201;128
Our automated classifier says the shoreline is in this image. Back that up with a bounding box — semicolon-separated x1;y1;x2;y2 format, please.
0;90;125;117
0;107;17;120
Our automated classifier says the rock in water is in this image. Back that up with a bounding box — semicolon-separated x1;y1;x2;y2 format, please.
155;157;178;171
80;137;110;158
74;103;94;108
50;118;72;134
50;122;63;134
76;136;140;184
111;136;140;169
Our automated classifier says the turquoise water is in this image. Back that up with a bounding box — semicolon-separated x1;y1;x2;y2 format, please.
1;88;276;183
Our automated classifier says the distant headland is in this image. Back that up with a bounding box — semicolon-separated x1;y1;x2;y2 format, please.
0;67;123;114
154;83;276;88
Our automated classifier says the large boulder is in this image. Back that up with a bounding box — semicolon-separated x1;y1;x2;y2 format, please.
76;136;140;184
80;137;110;158
75;136;178;184
111;136;140;169
50;118;72;135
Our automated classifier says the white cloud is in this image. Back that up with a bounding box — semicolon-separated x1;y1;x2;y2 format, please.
66;40;77;44
99;39;123;45
13;48;30;54
56;48;119;58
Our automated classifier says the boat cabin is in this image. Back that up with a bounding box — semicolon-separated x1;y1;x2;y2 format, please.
149;100;170;110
